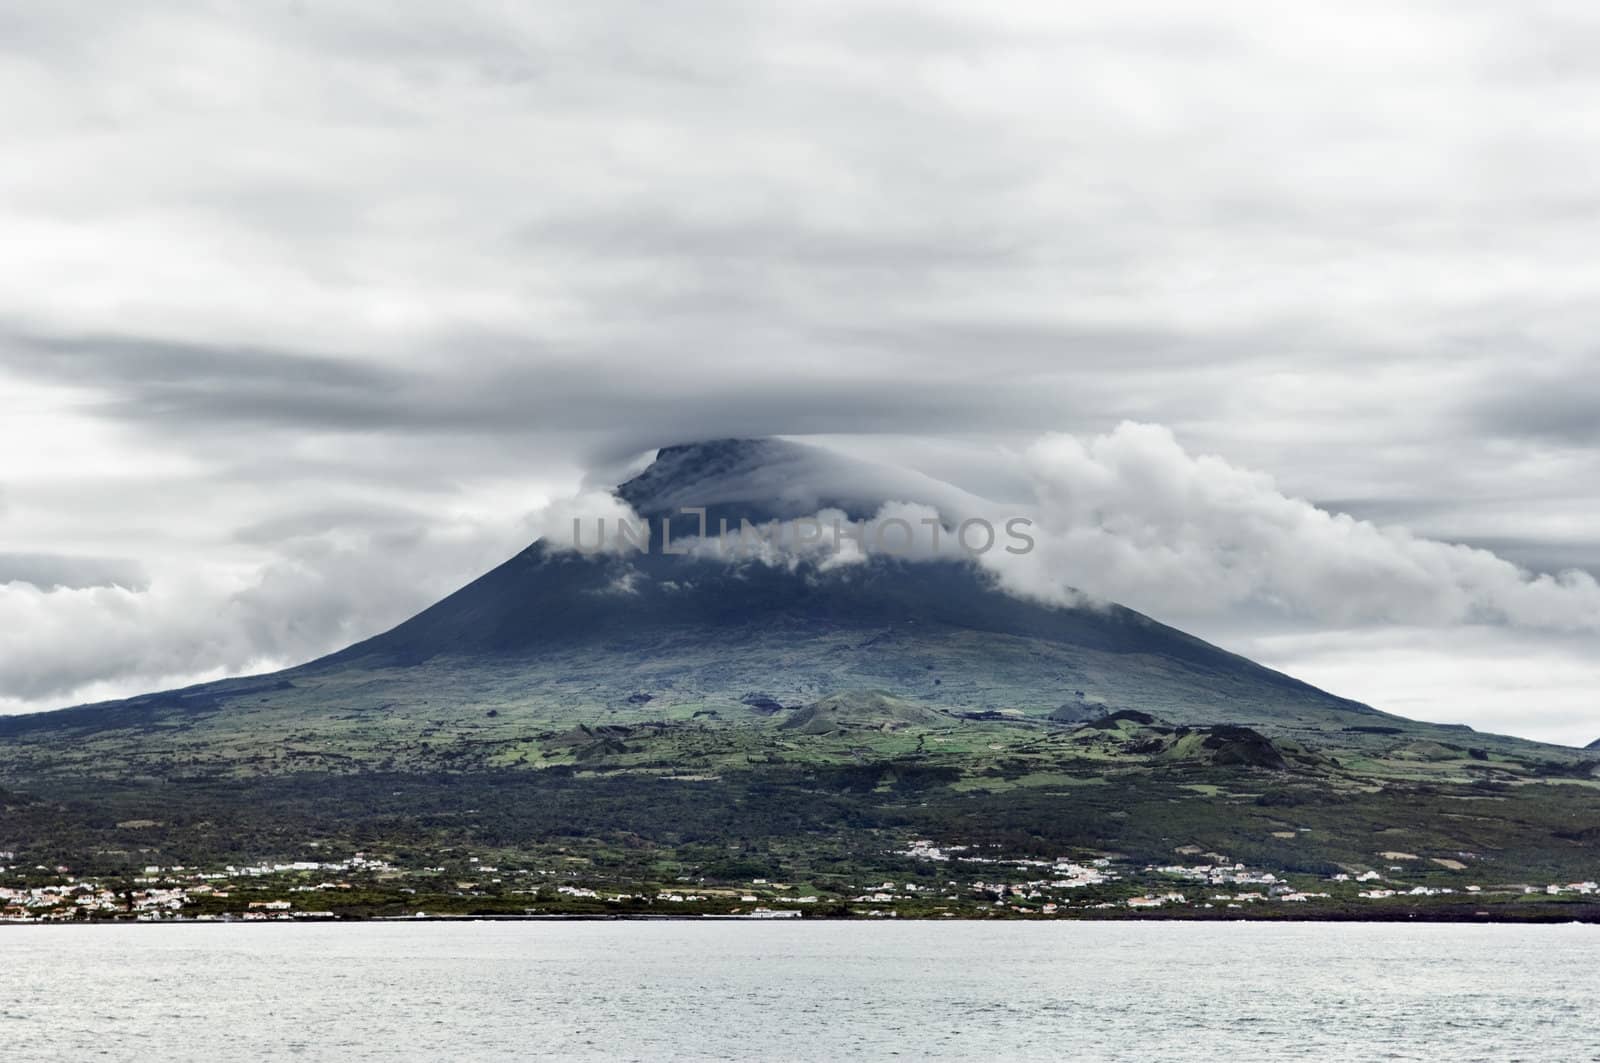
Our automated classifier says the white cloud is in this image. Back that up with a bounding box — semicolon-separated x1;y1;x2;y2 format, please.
987;423;1600;632
553;425;1600;640
0;512;543;709
527;490;650;555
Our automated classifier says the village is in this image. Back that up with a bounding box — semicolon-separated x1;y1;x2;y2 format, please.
1;841;1595;923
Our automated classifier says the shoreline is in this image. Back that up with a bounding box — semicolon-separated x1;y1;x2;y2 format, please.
7;908;1600;926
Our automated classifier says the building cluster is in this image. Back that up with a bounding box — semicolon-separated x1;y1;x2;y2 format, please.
1;883;190;921
0;853;401;923
4;838;1595;921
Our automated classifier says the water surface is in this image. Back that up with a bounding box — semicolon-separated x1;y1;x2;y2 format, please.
4;922;1596;1060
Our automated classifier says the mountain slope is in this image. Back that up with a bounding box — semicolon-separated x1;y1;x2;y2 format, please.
0;438;1596;905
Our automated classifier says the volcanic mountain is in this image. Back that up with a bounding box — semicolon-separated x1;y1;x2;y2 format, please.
10;438;1378;741
1;438;1596;891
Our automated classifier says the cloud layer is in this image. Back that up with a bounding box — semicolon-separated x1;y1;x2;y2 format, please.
1000;424;1600;631
544;425;1600;638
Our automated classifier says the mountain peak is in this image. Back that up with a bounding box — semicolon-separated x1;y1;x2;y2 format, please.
615;438;818;518
614;436;986;527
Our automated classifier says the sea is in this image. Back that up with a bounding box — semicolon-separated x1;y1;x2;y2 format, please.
3;921;1596;1061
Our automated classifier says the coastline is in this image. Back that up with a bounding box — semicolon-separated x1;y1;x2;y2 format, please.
8;906;1600;926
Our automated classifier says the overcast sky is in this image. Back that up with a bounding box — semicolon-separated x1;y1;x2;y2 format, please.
4;1;1599;744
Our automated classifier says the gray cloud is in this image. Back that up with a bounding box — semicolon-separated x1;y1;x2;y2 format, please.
0;553;148;592
3;323;1110;448
1465;363;1600;446
6;330;413;432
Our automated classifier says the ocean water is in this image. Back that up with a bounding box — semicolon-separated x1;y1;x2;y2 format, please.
3;921;1597;1061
